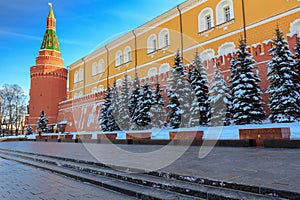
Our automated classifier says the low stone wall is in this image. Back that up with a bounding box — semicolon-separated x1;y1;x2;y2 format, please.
239;128;290;147
75;134;92;143
169;131;204;140
59;134;73;142
126;132;152;140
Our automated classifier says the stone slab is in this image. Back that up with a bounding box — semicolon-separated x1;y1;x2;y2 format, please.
239;128;290;147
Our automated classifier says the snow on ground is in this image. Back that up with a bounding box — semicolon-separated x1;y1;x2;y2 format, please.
1;122;299;140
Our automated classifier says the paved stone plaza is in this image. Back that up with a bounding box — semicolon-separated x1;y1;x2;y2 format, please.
0;157;137;200
0;141;299;195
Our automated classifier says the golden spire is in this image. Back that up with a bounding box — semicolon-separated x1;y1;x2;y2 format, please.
48;3;55;18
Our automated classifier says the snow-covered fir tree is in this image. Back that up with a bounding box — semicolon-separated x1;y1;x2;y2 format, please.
167;90;182;129
267;27;300;123
37;110;48;133
227;54;238;119
167;53;193;128
150;79;166;128
100;87;120;132
189;96;200;127
294;37;300;83
26;124;33;135
133;83;154;129
207;65;231;126
116;74;131;130
188;52;210;126
231;39;266;125
110;80;120;126
128;73;141;130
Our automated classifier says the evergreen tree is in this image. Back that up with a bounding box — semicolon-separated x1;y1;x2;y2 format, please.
116;74;131;130
128;73;141;130
167;53;193;128
100;87;120;132
37;110;48;133
231;39;266;125
189;96;200;127
188;52;210;126
227;55;237;119
26;124;33;135
267;27;300;123
207;65;231;126
150;79;166;128
294;37;300;83
167;90;182;129
133;83;154;129
111;80;120;126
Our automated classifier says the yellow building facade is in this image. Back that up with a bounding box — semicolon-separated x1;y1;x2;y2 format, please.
59;0;300;132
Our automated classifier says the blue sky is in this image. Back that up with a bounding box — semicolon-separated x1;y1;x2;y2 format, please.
0;0;185;95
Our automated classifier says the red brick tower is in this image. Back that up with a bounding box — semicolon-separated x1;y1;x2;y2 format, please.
28;3;67;131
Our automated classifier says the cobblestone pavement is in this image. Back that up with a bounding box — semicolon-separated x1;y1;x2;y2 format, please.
0;158;136;200
0;141;300;193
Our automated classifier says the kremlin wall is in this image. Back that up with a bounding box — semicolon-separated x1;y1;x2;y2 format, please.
27;0;300;132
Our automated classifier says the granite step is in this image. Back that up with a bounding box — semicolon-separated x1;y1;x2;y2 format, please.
0;152;202;200
0;148;291;200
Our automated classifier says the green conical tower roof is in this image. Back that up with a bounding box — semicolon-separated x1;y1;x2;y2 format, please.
40;3;60;52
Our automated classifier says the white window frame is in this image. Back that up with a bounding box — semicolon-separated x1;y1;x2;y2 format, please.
159;63;170;74
116;79;122;87
123;46;132;63
200;49;215;62
158;28;170;49
92;62;97;76
216;0;234;25
198;8;214;32
148;67;157;77
79;69;84;81
74;71;79;83
115;50;123;67
218;42;235;56
98;59;104;74
74;93;78;99
98;85;104;92
92;87;97;94
147;34;157;54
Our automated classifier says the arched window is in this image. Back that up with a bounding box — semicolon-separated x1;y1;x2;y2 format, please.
98;85;104;92
124;46;132;63
200;49;215;61
216;0;234;25
158;28;170;49
116;79;122;87
218;42;235;56
79;69;84;81
159;63;170;74
74;71;79;83
74;93;78;99
98;59;104;74
115;50;122;67
148;67;157;77
79;91;83;97
92;87;97;94
290;19;300;36
147;34;157;53
92;62;97;76
198;8;214;32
